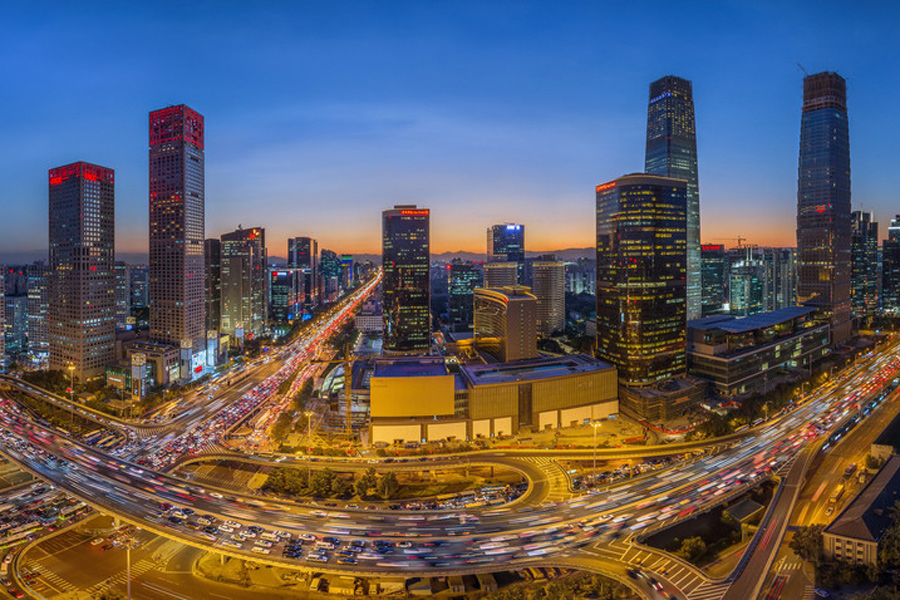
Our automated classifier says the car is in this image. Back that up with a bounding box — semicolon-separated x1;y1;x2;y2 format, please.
337;556;357;565
8;589;25;599
90;538;104;546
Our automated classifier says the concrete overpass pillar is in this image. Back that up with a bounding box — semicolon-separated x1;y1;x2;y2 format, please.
113;516;121;528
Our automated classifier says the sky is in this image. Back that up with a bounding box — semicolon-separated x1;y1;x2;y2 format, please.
1;1;899;259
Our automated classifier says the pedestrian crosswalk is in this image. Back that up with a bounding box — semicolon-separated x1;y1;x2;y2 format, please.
85;559;155;595
514;456;574;501
690;580;730;600
28;562;77;593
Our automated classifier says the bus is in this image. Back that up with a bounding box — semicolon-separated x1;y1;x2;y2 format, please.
829;485;845;504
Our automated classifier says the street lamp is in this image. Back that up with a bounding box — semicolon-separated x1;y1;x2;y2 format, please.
591;421;602;485
67;364;75;429
305;410;315;487
121;533;139;600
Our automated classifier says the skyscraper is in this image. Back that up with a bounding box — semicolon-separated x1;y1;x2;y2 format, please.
114;262;132;329
204;238;221;333
288;237;318;306
26;261;49;355
700;244;726;316
882;216;900;313
382;205;431;353
645;75;701;320
850;211;878;318
532;261;565;336
797;72;852;343
149;104;205;351
447;259;482;332
596;174;687;386
220;227;268;338
48;162;116;380
474;286;538;363
487;224;525;284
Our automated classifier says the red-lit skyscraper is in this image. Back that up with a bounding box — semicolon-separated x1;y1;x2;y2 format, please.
149;105;205;351
48;162;116;380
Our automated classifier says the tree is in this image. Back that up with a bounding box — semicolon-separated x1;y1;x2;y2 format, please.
309;469;335;497
378;471;400;499
789;524;824;565
355;467;378;498
674;536;707;563
330;476;353;498
878;500;900;569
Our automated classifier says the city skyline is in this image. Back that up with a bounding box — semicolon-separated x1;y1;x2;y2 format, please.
2;2;900;257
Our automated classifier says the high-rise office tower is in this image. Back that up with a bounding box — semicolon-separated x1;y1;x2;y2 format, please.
447;259;482;332
149;104;205;351
483;262;519;288
882;216;900;313
850;211;878;317
729;256;765;317
532;261;565;336
26;261;49;355
129;265;148;310
288;237;318;306
220;227;267;338
382;205;431;353
700;244;726;316
596;174;687;386
320;249;343;301
48;162;116;381
269;268;302;323
5;295;27;357
204;239;221;333
487;223;525;283
797;72;852;343
114;262;132;329
645;75;701;321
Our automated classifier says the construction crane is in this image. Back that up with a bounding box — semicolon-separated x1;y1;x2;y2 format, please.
310;345;354;439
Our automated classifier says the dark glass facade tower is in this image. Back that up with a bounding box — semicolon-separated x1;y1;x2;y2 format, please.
645;75;700;321
486;223;525;284
204;238;221;333
596;174;687;386
288;237;318;306
882;216;900;313
149;105;205;351
700;244;726;316
797;72;852;343
850;211;878;317
48;162;116;381
447;259;482;332
220;227;267;338
382;205;431;353
26;261;49;355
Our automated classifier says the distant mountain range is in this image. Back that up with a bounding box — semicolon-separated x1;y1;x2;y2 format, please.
0;247;595;266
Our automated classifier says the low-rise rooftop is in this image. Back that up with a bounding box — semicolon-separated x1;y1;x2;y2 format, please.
825;455;900;542
688;306;817;334
373;357;449;378
459;354;613;386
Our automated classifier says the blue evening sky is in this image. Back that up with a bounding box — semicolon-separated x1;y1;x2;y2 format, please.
1;1;897;258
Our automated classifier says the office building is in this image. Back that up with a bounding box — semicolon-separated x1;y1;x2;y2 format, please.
320;249;342;302
884;216;900;313
645;75;701;320
729;253;765;317
447;259;482;332
5;295;27;358
796;72;852;344
26;261;49;355
288;237;318;306
474;286;538;363
688;306;830;397
204;238;221;333
382;205;431;354
532;261;565;336
850;210;878;317
149;104;205;352
341;254;354;288
487;224;525;283
269;268;302;323
129;265;148;310
701;244;726;315
483;262;519;288
114;262;132;329
565;259;596;295
596;174;687;386
48;161;116;381
220;227;267;338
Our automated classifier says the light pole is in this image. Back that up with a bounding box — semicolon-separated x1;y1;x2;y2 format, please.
67;364;75;429
305;410;315;487
592;421;602;485
122;534;139;600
